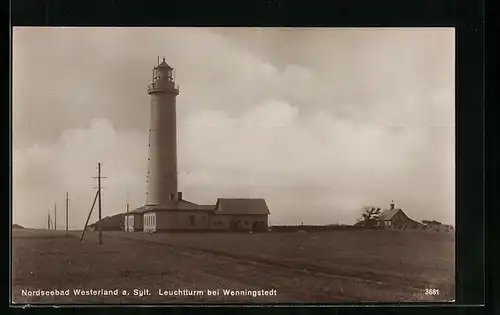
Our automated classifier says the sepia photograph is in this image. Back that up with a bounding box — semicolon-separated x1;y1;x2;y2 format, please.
12;27;455;304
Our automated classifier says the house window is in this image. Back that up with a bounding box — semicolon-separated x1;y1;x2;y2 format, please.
385;221;391;227
188;215;196;226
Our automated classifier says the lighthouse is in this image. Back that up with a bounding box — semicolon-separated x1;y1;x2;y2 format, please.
145;58;180;206
124;58;271;233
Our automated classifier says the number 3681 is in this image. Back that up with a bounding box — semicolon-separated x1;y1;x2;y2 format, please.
425;289;440;295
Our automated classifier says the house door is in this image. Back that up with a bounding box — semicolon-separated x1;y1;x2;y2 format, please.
229;219;241;230
252;221;266;232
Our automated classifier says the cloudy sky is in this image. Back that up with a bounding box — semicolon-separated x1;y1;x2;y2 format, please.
12;27;455;229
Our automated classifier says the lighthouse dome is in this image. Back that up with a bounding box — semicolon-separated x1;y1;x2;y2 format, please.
157;58;173;70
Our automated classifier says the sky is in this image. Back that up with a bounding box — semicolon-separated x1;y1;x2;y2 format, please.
12;27;455;229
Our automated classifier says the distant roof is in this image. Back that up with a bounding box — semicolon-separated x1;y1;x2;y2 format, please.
214;198;270;215
89;213;124;227
378;208;402;221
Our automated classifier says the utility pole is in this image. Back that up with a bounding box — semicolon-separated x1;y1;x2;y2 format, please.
65;192;70;232
49;211;53;230
126;203;129;232
47;210;51;230
126;190;129;232
98;163;102;244
54;202;57;231
92;162;106;245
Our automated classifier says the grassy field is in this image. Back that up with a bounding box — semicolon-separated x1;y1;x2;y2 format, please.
11;228;455;304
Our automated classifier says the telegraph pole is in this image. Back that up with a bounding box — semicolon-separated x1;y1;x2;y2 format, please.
65;192;70;232
126;190;129;232
126;202;130;232
98;163;102;244
54;203;57;231
92;162;106;245
47;210;51;230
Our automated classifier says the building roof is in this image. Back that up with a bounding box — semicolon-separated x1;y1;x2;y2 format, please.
378;208;402;221
214;198;270;215
128;205;154;214
128;200;214;214
128;198;270;215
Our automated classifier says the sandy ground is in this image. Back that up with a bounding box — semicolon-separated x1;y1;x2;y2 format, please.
11;228;455;304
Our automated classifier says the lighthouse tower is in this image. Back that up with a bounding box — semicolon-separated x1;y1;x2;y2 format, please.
146;58;180;206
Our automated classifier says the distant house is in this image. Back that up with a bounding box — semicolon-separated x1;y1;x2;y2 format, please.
421;220;454;232
89;213;125;231
125;193;270;233
376;201;423;229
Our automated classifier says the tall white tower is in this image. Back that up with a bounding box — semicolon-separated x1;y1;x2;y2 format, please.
146;58;180;206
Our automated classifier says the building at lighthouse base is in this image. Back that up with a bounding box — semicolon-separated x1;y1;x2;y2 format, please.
125;193;270;233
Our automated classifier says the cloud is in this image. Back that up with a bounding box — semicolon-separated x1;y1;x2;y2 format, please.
177;99;454;225
12;28;455;228
13;118;148;229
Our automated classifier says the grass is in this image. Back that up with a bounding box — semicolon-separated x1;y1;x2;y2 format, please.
11;228;455;304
